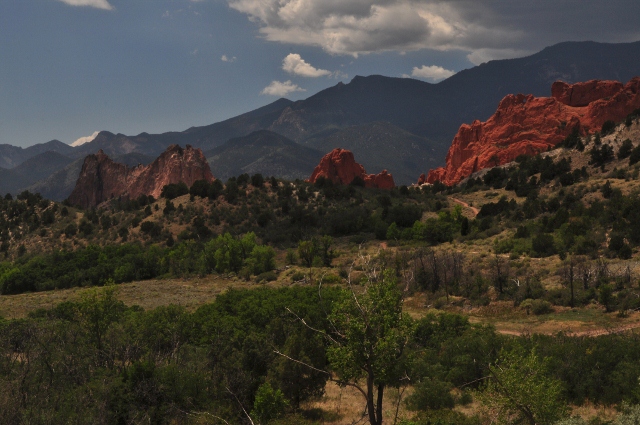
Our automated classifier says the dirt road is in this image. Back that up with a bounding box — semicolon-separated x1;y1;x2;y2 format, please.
450;197;480;217
496;321;640;337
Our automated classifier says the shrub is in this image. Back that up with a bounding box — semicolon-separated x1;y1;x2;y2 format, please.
256;271;277;283
406;378;455;411
629;145;640;165
251;383;289;424
619;244;633;260
601;120;616;135
618;139;634;159
161;182;189;199
590;144;614;167
251;173;264;187
64;223;77;237
532;233;556;257
520;299;553;315
290;271;305;282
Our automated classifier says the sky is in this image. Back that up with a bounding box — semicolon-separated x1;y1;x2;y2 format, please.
1;0;639;148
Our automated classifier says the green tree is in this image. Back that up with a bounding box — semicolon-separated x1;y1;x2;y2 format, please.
479;348;567;425
327;269;413;425
251;382;289;424
214;233;244;273
297;240;316;268
77;284;126;355
247;245;276;275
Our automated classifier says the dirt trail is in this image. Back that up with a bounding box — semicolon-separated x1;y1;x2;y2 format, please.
450;197;480;217
497;321;640;337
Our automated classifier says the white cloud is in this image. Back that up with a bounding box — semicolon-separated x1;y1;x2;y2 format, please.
466;48;531;65
227;0;484;56
410;65;455;82
333;70;349;80
282;53;331;77
221;55;237;62
70;131;99;147
228;0;640;60
57;0;113;10
261;80;306;96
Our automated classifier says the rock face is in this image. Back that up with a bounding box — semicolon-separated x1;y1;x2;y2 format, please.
308;148;395;189
68;145;214;208
427;77;640;186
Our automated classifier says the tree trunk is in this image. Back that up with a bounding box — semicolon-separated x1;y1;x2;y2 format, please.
367;374;377;425
366;373;384;425
376;384;384;425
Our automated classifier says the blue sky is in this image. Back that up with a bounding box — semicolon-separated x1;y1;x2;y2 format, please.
1;0;639;148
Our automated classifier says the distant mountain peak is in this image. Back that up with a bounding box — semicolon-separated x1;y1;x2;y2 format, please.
70;131;99;147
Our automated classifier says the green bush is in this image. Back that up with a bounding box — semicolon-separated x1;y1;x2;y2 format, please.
256;271;277;283
532;233;556;257
251;383;289;424
521;299;553;315
619;139;634;159
406;379;455;411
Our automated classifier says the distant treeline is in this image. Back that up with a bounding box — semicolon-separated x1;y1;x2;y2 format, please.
0;232;275;295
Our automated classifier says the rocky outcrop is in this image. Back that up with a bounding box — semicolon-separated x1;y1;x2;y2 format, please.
551;80;625;107
308;148;395;189
427;77;640;186
68;145;214;208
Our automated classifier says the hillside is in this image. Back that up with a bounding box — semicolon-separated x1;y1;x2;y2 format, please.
2;41;639;199
0;139;74;169
2;114;640;424
205;130;324;181
269;41;640;144
70;98;294;159
304;121;442;185
0;151;76;195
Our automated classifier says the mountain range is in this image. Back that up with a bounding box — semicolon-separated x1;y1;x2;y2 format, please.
2;40;640;199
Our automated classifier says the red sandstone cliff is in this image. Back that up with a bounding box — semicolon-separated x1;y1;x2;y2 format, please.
308;148;395;189
426;77;640;186
68;144;214;208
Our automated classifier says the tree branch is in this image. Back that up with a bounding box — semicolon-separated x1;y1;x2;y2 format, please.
225;386;255;425
272;349;368;400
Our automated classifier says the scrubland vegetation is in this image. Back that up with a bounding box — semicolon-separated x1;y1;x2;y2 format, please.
3;115;640;424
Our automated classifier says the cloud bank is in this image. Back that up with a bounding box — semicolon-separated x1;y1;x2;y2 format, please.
57;0;113;10
282;54;331;77
228;0;640;61
261;80;306;96
410;65;455;82
71;131;99;147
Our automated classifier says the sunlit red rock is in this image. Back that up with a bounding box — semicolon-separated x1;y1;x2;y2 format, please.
68;144;214;208
426;77;640;185
308;148;395;189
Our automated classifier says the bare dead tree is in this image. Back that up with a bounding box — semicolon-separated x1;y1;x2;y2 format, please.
576;256;593;290
561;256;577;307
491;254;509;294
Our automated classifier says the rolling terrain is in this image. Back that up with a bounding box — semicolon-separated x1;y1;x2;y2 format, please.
1;41;639;198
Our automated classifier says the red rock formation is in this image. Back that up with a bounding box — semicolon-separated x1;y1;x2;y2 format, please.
308;148;395;189
551;80;624;107
68;144;214;208
417;173;427;185
427;77;640;186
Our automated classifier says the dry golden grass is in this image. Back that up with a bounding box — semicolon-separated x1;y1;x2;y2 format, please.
301;380;414;425
0;275;276;319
